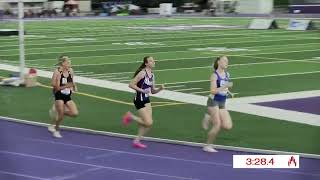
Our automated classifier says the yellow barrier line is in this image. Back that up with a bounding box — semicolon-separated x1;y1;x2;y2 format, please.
0;78;186;108
38;83;133;106
152;102;188;108
152;101;179;104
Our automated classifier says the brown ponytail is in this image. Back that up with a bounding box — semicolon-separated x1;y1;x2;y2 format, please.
213;56;221;70
133;56;150;77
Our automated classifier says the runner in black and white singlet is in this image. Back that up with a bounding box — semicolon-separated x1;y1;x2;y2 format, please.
122;56;164;148
201;56;234;153
48;55;79;138
133;68;153;109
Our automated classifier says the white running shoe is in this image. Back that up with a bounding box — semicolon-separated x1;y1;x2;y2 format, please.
48;125;56;133
202;113;210;130
53;131;62;138
203;145;218;153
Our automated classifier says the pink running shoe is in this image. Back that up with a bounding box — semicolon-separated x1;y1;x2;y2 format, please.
122;111;133;125
133;142;147;149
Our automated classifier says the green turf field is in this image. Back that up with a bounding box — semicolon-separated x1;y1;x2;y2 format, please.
0;17;319;155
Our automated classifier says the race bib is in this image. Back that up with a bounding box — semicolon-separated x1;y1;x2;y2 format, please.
61;88;71;95
219;80;228;95
62;77;67;84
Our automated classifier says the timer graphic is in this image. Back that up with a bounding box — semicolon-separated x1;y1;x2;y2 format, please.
233;155;299;168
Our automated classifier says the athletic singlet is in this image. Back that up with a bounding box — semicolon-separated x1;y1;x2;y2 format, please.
58;69;73;95
210;70;230;102
135;70;154;101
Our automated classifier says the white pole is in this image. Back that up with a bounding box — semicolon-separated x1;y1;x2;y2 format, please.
18;0;25;82
220;0;224;15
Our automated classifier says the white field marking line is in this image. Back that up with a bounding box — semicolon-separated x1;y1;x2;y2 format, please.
89;66;208;76
84;73;128;78
0;170;48;180
230;54;295;61
163;70;320;85
174;88;203;92
0;33;253;52
231;55;320;64
81;73;115;77
85;74;118;78
19;56;211;64
257;34;317;38
106;76;129;81
0;29;245;43
24;58;320;81
0;26;295;41
76;58;319;77
74;72;95;75
14;25;241;34
118;79;131;83
165;85;186;89
19;23;320;34
2;37;320;57
1;32;317;52
1;115;320;159
22;138;229;167
23;23;316;34
30;48;320;67
304;60;320;64
101;74;129;78
203;48;320;57
1;56;318;77
22;138;228;167
229;90;320;104
192;91;240;95
239;49;320;56
192;91;211;94
38;68;53;71
0;151;198;180
24;23;253;32
0;37;292;57
1;63;319;127
0;30;184;41
69;57;200;66
27;63;42;66
0;29;258;43
20;138;232;167
10;55;320;72
0;30;311;49
33;65;53;69
0;59;19;63
85;152;121;160
0;21;279;30
50;167;102;180
0;62;19;65
227;103;320;127
30;25;149;30
227;59;319;67
35;65;53;68
30;28;145;34
26;24;314;35
5;40;318;63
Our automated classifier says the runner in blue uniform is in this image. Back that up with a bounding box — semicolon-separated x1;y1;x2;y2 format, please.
202;56;234;152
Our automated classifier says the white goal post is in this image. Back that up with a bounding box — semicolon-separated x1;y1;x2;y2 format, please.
0;0;47;83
